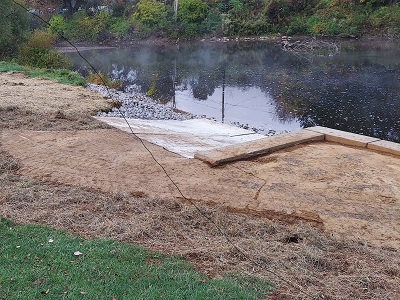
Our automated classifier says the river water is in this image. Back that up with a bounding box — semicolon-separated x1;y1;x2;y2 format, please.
67;38;400;142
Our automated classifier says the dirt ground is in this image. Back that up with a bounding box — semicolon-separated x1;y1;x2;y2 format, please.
1;72;399;299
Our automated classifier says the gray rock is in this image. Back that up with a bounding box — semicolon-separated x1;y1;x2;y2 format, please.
88;84;199;121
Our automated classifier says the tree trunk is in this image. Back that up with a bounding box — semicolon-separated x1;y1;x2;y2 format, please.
63;0;85;15
173;0;178;19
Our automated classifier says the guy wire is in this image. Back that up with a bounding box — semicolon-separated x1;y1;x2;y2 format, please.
10;1;316;297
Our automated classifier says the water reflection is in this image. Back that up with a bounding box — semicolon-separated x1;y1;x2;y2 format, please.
67;40;400;142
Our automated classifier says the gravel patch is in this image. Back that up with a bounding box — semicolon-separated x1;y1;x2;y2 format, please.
89;84;199;121
88;84;279;135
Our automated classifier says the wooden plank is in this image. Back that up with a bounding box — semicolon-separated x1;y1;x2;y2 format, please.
305;126;380;147
367;140;400;156
194;130;324;166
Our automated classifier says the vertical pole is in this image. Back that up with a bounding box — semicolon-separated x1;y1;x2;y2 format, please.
222;66;225;123
172;59;176;108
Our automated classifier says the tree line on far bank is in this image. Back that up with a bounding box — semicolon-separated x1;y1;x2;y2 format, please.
1;0;399;68
45;0;400;40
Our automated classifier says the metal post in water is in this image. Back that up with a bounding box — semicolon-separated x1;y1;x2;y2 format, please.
222;67;226;123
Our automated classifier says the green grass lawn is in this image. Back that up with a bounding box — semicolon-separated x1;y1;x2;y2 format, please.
0;218;272;299
0;61;86;86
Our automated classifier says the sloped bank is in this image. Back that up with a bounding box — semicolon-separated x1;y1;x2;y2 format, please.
1;72;399;299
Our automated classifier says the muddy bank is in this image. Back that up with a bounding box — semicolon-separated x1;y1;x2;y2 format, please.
1;71;399;299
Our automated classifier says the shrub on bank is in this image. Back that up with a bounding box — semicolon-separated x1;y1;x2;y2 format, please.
370;4;400;35
0;0;29;59
18;31;72;69
48;14;67;37
109;17;132;40
40;0;400;40
87;70;121;89
130;0;171;38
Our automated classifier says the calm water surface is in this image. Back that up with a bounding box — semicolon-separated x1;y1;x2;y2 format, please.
68;39;400;142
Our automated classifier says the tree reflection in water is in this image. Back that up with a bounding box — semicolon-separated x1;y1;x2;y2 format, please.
68;39;400;142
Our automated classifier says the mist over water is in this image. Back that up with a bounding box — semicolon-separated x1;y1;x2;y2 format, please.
68;40;400;142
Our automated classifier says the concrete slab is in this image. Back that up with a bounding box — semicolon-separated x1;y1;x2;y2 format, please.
305;126;380;147
94;117;265;158
367;140;400;156
194;129;324;166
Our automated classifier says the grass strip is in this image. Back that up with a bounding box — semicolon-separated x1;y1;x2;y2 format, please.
0;61;86;86
0;218;272;299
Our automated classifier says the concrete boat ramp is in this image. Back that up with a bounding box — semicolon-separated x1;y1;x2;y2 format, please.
95;117;266;158
95;116;400;163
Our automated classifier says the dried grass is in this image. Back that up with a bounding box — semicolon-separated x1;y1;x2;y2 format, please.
0;157;398;299
0;106;111;131
0;72;399;298
0;150;20;173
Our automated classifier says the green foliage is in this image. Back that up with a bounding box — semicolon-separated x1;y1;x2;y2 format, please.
228;0;244;11
0;60;25;72
50;0;400;39
306;1;368;35
25;68;87;86
224;0;270;36
133;0;167;25
177;0;210;37
286;15;309;35
18;31;72;69
62;10;112;42
0;61;86;86
131;0;169;37
178;0;209;23
48;15;67;37
61;11;90;41
85;10;113;41
109;17;132;40
370;3;400;34
204;7;223;35
146;79;157;96
0;218;273;299
0;0;29;59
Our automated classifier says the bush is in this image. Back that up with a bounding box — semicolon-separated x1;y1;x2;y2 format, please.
48;14;67;37
87;70;121;89
0;0;29;58
204;7;223;35
286;15;309;35
62;10;112;42
109;17;132;40
82;10;112;41
18;31;72;69
369;4;400;34
306;2;367;35
177;0;210;37
131;0;169;36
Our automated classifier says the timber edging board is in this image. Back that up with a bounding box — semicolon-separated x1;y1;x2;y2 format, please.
367;140;400;156
194;126;400;166
305;126;380;147
194;129;324;166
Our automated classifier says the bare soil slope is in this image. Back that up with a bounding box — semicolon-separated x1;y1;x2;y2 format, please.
1;72;399;299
